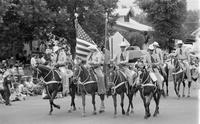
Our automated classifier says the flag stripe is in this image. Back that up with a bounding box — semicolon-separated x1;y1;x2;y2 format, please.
76;47;91;53
75;20;96;61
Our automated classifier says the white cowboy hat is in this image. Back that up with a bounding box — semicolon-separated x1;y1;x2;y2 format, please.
119;42;128;47
148;44;154;50
177;40;183;44
53;46;60;52
88;45;98;51
153;41;159;47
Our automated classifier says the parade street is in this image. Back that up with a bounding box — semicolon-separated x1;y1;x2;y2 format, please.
0;82;199;124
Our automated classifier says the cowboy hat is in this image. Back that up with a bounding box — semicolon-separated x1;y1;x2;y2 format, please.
88;45;98;51
153;41;159;47
148;44;154;50
119;42;128;47
177;40;183;44
53;46;60;53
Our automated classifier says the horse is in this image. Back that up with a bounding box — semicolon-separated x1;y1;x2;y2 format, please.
170;57;186;98
72;64;105;117
137;65;161;119
159;63;169;97
33;65;62;115
107;64;133;117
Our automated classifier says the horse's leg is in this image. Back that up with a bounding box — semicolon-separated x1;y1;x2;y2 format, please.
49;99;53;115
182;79;186;97
99;94;105;113
187;81;192;97
166;66;169;96
120;93;125;115
153;90;161;117
68;89;76;113
81;93;86;117
92;93;97;115
140;90;149;119
112;94;117;117
144;90;153;119
51;90;60;109
173;76;180;97
126;93;133;116
177;79;181;98
166;75;169;96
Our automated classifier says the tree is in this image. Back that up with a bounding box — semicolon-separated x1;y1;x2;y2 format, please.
127;32;145;49
183;10;200;38
135;0;187;49
0;0;118;58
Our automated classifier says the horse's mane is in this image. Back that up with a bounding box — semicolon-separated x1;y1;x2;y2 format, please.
38;64;51;71
140;68;150;84
173;57;181;72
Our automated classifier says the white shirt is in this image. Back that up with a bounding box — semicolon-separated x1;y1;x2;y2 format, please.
31;57;37;67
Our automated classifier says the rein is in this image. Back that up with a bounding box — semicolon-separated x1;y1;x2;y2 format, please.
140;69;150;84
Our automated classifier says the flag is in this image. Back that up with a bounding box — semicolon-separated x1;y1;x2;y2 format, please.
75;19;96;61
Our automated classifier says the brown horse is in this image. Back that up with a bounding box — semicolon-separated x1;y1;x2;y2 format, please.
107;64;133;117
33;65;62;115
171;57;187;98
137;65;161;119
72;64;105;117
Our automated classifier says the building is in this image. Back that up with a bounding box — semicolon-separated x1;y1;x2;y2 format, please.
112;8;153;32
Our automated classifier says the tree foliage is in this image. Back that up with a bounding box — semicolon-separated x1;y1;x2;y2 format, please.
135;0;187;48
0;0;118;58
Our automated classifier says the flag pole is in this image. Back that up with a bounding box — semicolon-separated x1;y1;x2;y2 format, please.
104;12;108;88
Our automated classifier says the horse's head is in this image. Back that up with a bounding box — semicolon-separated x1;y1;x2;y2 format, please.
72;64;83;83
138;66;150;85
107;63;118;88
32;65;48;80
170;56;181;72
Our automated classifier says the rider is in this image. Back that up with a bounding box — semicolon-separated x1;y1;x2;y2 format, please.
112;42;137;86
143;44;164;89
56;46;73;96
174;40;191;82
86;45;106;95
153;42;167;76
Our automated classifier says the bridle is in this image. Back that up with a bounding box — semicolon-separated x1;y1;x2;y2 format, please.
34;66;55;81
73;65;89;84
139;68;150;84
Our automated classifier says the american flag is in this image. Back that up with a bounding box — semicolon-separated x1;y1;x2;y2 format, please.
75;19;97;61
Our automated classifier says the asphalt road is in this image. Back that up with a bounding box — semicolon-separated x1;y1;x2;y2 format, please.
0;82;199;124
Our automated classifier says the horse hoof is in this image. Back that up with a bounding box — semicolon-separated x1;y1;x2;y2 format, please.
126;112;129;116
68;109;72;113
73;107;77;111
187;95;190;97
178;95;181;98
182;95;185;97
49;112;52;115
99;110;105;113
93;111;97;115
113;114;117;118
144;114;151;119
153;112;158;117
130;110;134;114
57;105;60;109
82;113;86;117
122;111;125;115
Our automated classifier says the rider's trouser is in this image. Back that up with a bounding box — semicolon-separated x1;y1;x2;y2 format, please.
181;60;192;82
150;68;164;89
122;67;137;86
94;68;106;94
59;67;73;95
